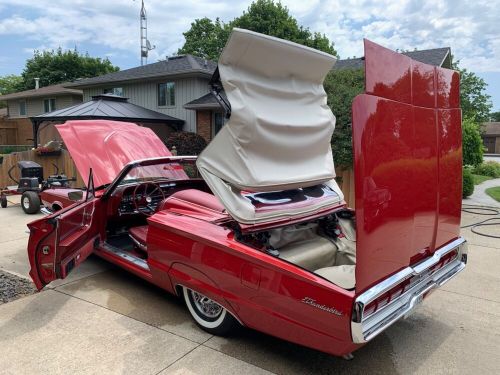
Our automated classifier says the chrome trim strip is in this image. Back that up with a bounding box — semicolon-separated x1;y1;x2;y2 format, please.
351;237;467;343
100;243;149;270
40;207;52;215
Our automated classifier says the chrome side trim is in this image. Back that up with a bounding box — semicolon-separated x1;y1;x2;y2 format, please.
100;243;149;270
351;237;467;343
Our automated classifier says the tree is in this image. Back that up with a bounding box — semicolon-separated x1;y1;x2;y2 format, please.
490;111;500;122
177;18;229;61
324;68;365;168
0;75;23;108
452;61;492;123
461;117;484;167
0;75;23;95
178;0;337;60
19;48;119;90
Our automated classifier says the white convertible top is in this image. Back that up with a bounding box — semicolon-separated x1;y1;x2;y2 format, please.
197;28;343;224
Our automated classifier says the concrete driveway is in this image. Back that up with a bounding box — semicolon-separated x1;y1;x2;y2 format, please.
0;198;499;374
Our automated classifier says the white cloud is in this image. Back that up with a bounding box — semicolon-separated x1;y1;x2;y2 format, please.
0;0;498;73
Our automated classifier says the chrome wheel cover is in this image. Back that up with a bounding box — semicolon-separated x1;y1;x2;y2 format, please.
22;197;30;209
191;291;223;318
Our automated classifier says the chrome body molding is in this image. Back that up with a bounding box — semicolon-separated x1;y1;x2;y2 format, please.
100;243;150;270
351;237;468;343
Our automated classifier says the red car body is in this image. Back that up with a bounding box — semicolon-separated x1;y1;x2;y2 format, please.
26;38;467;357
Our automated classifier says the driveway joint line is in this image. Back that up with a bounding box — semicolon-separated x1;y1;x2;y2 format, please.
53;288;204;345
438;288;500;305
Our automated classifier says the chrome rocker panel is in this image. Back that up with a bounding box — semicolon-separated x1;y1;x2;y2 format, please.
351;237;468;343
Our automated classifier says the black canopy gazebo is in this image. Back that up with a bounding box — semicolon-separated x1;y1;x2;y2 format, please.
30;94;184;147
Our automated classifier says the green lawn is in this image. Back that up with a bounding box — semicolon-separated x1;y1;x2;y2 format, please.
485;186;500;202
472;174;494;185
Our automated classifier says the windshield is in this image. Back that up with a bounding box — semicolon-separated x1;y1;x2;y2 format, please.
118;160;201;186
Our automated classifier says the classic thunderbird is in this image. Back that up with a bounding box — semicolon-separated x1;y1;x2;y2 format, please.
27;29;467;357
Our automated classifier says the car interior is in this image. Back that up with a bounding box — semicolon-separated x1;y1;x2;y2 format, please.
98;161;356;290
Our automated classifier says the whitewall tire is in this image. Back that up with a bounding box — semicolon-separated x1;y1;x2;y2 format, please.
182;287;238;335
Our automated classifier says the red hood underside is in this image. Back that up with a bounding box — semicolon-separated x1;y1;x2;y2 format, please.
56;120;172;188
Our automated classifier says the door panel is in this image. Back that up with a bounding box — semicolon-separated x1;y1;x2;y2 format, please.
27;199;100;289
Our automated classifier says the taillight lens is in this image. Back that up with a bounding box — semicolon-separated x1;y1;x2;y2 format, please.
362;249;459;319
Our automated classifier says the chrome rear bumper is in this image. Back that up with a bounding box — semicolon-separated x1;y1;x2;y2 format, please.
351;237;467;343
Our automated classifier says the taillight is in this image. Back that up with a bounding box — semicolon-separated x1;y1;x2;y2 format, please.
362;249;459;319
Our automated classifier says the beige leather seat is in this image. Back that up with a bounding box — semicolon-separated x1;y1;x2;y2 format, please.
279;236;337;271
314;265;355;290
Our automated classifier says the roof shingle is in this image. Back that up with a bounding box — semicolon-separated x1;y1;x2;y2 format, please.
66;55;217;88
0;83;82;101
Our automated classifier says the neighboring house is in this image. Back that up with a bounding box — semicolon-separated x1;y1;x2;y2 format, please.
481;122;500;154
183;46;453;142
0;83;83;145
63;47;452;143
65;55;217;141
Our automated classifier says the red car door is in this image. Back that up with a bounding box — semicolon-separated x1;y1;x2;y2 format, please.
27;173;101;290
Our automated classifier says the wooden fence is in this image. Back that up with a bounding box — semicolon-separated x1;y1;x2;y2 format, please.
336;168;355;208
0;150;84;189
1;149;356;208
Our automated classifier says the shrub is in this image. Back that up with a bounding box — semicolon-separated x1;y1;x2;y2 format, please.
461;117;483;167
164;131;207;156
472;161;500;178
462;168;474;198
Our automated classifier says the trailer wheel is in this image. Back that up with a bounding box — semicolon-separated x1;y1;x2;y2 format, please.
1;195;7;208
21;191;41;214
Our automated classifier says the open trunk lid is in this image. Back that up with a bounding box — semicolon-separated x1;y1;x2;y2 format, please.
353;40;462;293
197;28;344;227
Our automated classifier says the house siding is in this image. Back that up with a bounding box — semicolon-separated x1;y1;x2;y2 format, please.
7;94;83;119
82;77;210;133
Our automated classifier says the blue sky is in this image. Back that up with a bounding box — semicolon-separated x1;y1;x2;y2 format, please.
0;0;499;111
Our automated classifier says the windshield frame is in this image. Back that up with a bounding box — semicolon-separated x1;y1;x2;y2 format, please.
101;156;198;199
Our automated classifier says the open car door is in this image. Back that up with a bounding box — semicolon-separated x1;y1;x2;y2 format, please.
27;170;100;290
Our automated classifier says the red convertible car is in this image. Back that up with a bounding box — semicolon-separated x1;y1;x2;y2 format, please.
27;29;467;358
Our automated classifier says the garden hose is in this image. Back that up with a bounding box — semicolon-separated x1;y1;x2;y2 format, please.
461;204;500;239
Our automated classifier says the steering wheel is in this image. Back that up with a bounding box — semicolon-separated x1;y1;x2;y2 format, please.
132;182;165;216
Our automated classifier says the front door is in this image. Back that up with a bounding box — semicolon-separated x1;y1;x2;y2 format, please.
27;171;101;289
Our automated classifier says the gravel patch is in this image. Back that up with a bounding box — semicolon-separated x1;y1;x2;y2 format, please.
0;270;36;304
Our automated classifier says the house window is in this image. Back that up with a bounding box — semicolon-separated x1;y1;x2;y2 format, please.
103;87;123;96
213;112;225;136
19;100;26;116
43;98;56;113
158;82;175;106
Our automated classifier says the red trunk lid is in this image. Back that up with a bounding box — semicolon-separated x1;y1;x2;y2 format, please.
353;40;462;293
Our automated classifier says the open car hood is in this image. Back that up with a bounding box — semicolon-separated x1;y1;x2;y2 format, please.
57;120;172;188
197;28;343;225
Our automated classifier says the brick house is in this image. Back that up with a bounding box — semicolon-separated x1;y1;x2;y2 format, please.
0;83;82;146
65;55;218;142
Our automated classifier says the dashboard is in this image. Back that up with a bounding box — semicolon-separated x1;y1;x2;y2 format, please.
109;179;210;217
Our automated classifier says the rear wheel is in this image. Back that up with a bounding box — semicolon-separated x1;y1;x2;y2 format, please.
21;191;41;214
182;287;238;335
1;195;6;208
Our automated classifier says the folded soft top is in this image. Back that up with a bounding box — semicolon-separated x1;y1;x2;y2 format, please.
197;28;343;225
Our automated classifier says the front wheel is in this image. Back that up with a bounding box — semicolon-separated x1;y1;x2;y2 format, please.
21;191;41;214
182;287;238;335
1;195;7;208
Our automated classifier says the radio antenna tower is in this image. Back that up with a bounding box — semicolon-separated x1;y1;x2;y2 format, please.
140;0;155;65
